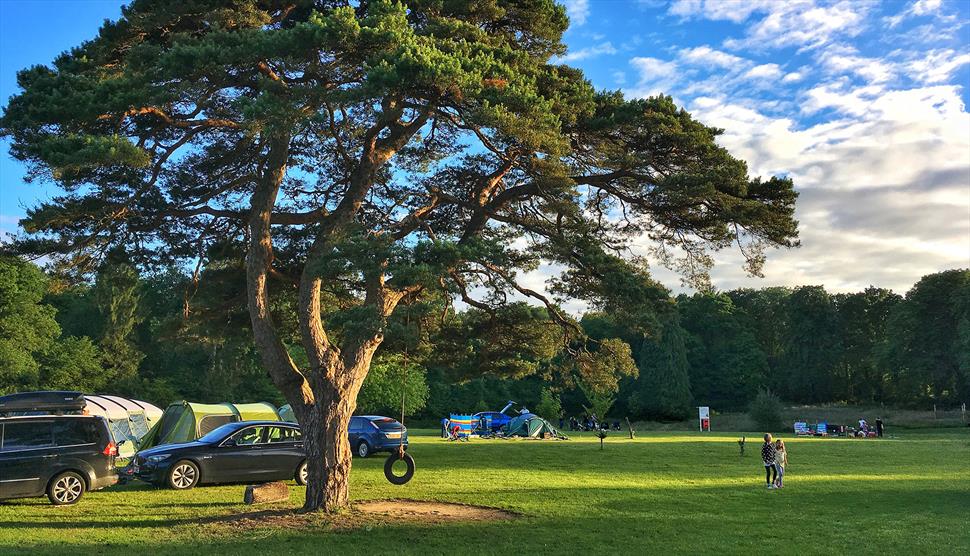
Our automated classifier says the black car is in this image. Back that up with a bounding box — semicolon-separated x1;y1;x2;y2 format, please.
0;415;119;505
133;421;307;489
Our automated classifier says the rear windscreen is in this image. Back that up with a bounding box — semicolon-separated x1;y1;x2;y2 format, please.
53;419;102;446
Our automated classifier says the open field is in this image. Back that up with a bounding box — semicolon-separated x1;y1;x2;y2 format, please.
628;406;969;432
1;429;968;555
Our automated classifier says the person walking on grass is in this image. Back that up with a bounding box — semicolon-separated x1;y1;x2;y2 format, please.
762;433;777;488
773;439;788;489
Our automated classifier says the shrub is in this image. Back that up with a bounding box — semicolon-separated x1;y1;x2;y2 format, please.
749;388;785;431
535;387;563;420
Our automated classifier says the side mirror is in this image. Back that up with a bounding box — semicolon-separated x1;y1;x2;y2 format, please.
222;438;236;447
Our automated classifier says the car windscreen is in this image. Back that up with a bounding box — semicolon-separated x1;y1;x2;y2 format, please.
196;423;240;444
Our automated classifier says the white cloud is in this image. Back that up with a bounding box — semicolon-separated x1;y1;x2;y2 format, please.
782;71;806;83
667;0;773;23
818;46;895;83
744;63;783;80
677;85;970;293
887;0;951;28
629;56;680;97
555;42;618;62
679;46;746;68
905;48;970;83
562;0;590;27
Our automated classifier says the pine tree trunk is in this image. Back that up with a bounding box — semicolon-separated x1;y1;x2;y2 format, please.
299;390;354;512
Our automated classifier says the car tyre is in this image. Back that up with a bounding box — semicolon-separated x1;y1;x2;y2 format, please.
295;460;308;486
168;460;200;490
357;440;371;458
383;451;415;485
47;471;85;505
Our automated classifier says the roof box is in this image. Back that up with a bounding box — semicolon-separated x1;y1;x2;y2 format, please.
0;391;86;414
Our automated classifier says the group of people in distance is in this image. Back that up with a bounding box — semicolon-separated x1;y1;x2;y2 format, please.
761;434;788;489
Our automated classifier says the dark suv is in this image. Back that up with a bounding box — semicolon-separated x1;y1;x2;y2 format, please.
0;415;118;505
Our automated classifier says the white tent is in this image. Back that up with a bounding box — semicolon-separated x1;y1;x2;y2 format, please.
83;394;163;457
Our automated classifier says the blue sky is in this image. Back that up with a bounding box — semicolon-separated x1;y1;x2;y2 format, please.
1;0;969;296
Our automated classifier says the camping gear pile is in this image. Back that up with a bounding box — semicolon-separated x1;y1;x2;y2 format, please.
440;401;568;440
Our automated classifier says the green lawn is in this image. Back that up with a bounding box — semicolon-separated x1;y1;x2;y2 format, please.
1;429;968;555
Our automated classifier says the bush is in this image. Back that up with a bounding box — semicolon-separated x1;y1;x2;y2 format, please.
535;387;563;420
749;388;785;431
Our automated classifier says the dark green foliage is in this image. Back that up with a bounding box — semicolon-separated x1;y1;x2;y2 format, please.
781;286;842;403
679;293;767;410
629;312;692;420
749;388;784;431
881;269;970;404
835;287;901;402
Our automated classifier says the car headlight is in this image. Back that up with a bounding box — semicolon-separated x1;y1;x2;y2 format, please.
147;454;172;463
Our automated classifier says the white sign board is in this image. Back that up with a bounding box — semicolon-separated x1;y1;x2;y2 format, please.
698;406;711;431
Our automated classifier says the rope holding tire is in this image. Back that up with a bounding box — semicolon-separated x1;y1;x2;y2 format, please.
384;450;415;485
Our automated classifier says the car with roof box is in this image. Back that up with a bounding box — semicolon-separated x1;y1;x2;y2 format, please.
0;415;119;505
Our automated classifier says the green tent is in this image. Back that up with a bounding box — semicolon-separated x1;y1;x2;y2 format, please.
138;401;281;449
503;414;567;439
279;404;297;423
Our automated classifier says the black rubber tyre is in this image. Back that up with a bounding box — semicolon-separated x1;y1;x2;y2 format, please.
47;471;85;505
356;440;371;458
167;460;200;490
383;451;415;485
295;460;308;486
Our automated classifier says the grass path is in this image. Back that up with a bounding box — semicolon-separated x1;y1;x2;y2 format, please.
1;429;967;555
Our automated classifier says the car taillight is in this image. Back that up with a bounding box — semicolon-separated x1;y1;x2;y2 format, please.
103;441;118;456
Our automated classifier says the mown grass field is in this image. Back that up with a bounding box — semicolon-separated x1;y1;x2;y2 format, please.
1;428;968;555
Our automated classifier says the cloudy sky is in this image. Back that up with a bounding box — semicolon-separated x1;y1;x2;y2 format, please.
1;0;968;299
549;0;970;297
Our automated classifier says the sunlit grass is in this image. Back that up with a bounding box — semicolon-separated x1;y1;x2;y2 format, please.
1;429;967;555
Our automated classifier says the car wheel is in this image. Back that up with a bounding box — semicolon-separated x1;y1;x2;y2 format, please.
295;460;308;486
47;471;85;505
357;440;371;458
168;460;199;490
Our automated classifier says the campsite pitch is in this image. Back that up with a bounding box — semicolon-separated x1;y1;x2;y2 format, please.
0;429;967;555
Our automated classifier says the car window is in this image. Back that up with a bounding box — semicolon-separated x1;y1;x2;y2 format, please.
53;419;100;446
232;426;267;446
1;421;54;451
267;427;302;443
349;417;362;432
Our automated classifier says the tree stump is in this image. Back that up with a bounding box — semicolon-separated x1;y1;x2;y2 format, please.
244;481;289;505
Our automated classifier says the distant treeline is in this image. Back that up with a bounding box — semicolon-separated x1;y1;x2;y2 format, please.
1;254;966;420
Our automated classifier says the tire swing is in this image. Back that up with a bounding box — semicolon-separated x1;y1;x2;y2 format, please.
384;307;416;486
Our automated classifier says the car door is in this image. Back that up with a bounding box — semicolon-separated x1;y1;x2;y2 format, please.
209;426;273;483
263;426;304;480
0;421;55;498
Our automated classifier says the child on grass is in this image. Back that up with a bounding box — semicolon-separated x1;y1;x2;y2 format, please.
774;439;788;488
761;433;777;488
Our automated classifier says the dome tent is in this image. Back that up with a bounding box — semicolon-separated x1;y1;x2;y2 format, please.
138;401;281;449
83;395;163;457
503;413;567;439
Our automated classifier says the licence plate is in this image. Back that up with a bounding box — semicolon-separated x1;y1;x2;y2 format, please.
384;432;402;439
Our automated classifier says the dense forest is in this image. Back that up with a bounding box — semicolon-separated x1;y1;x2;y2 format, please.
1;253;967;420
